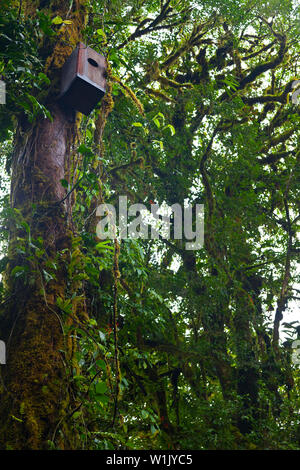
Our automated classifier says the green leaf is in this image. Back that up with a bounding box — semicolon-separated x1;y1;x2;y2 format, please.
163;124;176;136
60;179;69;189
153;118;160;128
96;359;106;370
43;269;53;283
98;394;109;405
95;382;107;395
52;16;63;25
96;29;106;39
99;330;106;342
78;144;94;158
20;221;30;234
96;241;114;253
11;265;27;278
153;140;164;150
150;424;157;434
37;72;51;85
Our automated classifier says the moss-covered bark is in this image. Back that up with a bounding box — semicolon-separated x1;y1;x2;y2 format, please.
0;0;87;449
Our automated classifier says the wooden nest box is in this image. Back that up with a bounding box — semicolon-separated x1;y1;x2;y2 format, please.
59;43;107;115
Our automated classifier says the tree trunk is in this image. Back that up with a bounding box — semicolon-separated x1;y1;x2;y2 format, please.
0;1;86;450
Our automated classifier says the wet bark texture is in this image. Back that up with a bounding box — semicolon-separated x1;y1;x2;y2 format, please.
0;105;77;450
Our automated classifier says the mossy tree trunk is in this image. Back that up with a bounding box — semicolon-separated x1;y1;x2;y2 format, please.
0;1;87;450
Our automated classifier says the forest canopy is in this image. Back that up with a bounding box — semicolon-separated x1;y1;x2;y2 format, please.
0;0;299;450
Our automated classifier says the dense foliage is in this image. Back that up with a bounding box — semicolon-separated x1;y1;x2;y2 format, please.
0;0;299;450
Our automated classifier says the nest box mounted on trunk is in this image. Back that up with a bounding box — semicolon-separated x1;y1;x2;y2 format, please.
59;43;107;115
